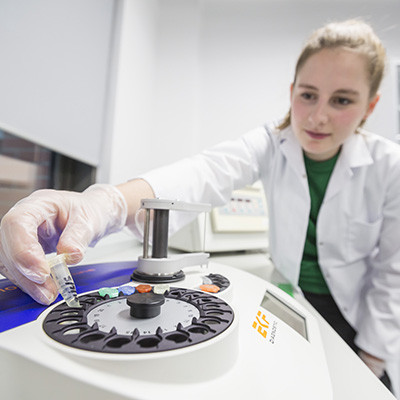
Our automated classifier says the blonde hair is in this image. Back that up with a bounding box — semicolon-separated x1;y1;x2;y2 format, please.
278;19;386;130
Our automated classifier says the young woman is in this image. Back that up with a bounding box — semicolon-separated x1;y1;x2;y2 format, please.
1;19;398;393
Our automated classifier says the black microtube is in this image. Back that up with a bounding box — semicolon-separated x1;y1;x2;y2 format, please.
152;209;169;258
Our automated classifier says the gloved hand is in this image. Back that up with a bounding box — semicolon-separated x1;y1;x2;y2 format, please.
359;350;386;378
0;184;127;305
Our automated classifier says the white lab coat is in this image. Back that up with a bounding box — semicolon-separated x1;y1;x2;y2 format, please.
142;123;400;395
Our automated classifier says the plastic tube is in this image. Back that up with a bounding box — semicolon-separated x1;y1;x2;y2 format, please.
48;254;81;308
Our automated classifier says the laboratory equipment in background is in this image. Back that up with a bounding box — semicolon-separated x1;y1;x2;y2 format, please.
0;198;333;400
169;182;269;253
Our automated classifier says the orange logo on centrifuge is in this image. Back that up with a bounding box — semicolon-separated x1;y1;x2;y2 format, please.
252;310;270;339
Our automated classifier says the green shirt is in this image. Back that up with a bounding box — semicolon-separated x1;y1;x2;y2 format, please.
299;151;340;294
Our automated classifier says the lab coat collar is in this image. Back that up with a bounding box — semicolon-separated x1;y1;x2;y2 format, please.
323;131;374;202
278;127;374;202
278;127;307;174
278;127;309;194
340;130;374;169
278;126;374;168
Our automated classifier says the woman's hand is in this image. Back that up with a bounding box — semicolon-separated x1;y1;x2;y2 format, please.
0;184;127;304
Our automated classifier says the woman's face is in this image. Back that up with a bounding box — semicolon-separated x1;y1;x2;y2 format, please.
290;48;379;161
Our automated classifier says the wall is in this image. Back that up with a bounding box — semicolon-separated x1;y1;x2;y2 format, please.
0;0;116;166
100;0;160;183
103;0;203;183
105;0;400;185
197;0;400;149
1;1;398;184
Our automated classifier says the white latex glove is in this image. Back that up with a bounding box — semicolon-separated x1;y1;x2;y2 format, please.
359;350;386;378
0;184;127;305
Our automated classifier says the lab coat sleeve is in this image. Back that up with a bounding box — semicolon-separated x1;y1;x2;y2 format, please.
355;155;400;361
139;126;273;235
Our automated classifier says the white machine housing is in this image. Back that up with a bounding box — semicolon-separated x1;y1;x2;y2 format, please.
0;262;333;400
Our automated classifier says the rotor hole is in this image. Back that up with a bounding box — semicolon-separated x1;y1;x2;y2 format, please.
58;319;79;325
203;304;221;309
137;337;161;348
202;319;220;325
165;333;189;343
106;338;131;348
188;326;209;335
80;334;105;343
63;328;82;336
205;311;224;316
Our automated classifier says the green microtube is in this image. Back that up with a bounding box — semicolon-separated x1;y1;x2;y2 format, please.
98;287;119;298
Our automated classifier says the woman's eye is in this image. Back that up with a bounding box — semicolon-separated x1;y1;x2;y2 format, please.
300;92;315;100
333;97;352;106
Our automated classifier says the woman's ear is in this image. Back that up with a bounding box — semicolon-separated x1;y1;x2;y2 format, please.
290;83;294;105
364;93;380;120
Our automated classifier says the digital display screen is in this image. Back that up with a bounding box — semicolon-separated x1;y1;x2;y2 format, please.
261;290;308;341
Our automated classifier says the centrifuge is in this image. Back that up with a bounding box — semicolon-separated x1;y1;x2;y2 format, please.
0;199;333;399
